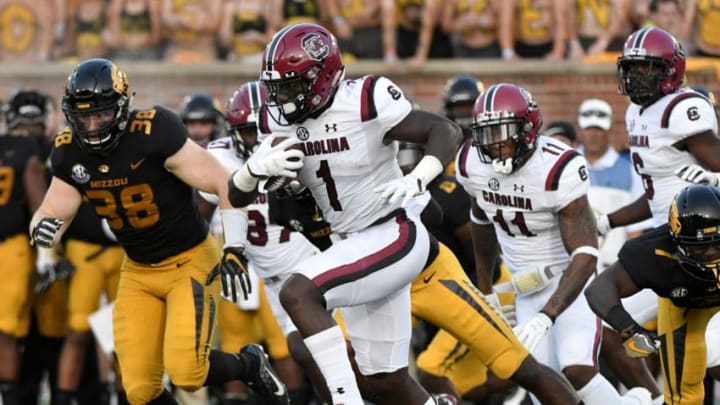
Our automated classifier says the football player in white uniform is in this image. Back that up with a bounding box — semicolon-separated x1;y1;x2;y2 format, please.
226;23;463;405
596;27;720;386
456;83;651;405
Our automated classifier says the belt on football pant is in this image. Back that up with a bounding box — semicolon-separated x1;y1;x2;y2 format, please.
493;261;568;296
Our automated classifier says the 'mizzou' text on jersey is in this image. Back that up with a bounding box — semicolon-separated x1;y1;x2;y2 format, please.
482;190;533;210
90;177;129;188
301;137;350;156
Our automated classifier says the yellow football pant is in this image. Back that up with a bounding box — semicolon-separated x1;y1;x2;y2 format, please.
113;234;221;405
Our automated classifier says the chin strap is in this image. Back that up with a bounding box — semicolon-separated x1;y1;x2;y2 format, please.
492;157;514;174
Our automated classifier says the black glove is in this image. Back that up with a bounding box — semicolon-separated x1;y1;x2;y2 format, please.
35;258;75;294
206;246;251;303
30;218;63;248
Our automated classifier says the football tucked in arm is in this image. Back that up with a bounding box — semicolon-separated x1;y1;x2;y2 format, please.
263;136;303;192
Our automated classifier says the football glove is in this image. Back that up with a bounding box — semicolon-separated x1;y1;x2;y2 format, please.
246;136;303;179
35;247;74;293
206;245;251;303
30;218;63;248
596;213;611;236
485;293;517;327
513;312;553;353
675;164;720;186
620;325;660;358
373;174;424;207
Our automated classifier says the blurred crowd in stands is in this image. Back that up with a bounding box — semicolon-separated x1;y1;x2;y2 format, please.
0;0;716;66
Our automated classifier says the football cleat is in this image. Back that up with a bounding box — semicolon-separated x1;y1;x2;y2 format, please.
240;344;289;404
432;393;460;405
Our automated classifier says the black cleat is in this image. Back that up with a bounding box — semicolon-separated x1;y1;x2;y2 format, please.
240;344;289;405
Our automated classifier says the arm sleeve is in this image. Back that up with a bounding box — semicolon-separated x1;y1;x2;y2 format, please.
553;154;591;211
668;97;718;141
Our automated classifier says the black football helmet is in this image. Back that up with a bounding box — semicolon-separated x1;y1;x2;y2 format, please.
443;75;484;131
62;58;131;154
7;90;48;131
669;184;720;285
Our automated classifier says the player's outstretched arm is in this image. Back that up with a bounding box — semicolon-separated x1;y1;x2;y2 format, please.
165;138;233;209
585;260;641;322
542;195;598;321
29;176;83;247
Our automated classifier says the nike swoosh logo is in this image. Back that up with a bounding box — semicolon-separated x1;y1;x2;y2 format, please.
423;272;436;283
177;259;191;268
130;158;145;170
271;372;286;396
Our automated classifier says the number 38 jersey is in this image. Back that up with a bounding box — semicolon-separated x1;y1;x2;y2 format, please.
201;137;319;278
625;88;718;227
455;136;590;273
50;106;207;263
257;75;413;233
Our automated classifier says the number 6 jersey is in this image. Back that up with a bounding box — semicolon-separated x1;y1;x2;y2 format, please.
455;136;590;274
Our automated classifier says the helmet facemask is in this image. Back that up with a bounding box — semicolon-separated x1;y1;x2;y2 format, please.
64;95;129;154
472;115;533;175
676;240;720;285
618;57;675;106
228;123;259;159
265;66;322;125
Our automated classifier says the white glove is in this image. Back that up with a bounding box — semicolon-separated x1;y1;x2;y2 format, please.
513;312;553;352
675;164;720;186
485;293;517;327
246;136;304;179
373;174;424;207
596;213;611;236
30;218;63;248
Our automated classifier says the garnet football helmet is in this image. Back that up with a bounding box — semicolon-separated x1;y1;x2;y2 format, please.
617;27;685;106
669;184;720;285
443;75;484;128
62;58;131;154
470;83;542;174
260;23;345;125
225;81;267;158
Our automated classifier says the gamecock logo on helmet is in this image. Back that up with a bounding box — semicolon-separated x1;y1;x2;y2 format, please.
301;33;329;61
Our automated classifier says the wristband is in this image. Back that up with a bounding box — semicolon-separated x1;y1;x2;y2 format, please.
220;209;248;247
606;303;639;335
409;155;444;188
502;48;516;59
570;245;599;260
231;166;259;192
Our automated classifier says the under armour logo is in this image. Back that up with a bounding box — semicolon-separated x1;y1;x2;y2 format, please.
325;123;337;132
513;184;524;192
335;387;345;394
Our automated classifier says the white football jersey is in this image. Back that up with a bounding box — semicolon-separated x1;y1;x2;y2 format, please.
456;136;590;273
201;137;319;278
257;76;413;233
626;88;718;227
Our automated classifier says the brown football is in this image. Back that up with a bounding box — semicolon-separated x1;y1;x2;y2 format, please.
264;136;303;192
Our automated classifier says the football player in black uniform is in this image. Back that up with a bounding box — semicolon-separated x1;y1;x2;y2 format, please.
0;96;48;405
28;58;289;405
179;92;224;148
586;184;720;405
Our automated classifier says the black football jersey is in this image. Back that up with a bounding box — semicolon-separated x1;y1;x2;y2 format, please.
0;135;38;239
63;200;118;246
426;173;475;276
619;224;720;308
50;106;207;263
